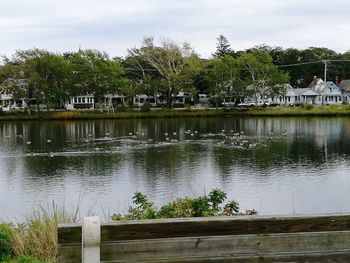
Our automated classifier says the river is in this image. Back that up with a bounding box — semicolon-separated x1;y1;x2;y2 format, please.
1;117;350;221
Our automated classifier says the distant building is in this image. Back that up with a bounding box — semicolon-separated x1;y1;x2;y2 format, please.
308;78;342;104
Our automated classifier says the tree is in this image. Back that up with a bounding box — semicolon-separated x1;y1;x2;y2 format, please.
236;49;289;104
6;49;73;110
213;35;234;59
205;55;240;108
128;37;201;108
67;49;127;111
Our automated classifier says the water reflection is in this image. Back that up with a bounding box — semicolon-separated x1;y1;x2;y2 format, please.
1;117;350;221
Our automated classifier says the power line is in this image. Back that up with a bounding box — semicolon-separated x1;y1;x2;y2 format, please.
277;61;323;68
277;59;350;82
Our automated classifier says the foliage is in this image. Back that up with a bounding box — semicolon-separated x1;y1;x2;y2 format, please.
2;255;55;263
236;49;289;103
10;202;81;261
112;189;256;221
140;102;151;112
305;104;314;110
212;35;234;59
0;224;13;261
3;40;350;112
127;37;202;108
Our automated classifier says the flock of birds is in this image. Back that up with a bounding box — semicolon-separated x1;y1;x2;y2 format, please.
3;128;288;158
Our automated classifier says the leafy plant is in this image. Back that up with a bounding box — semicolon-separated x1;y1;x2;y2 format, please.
112;189;256;221
140;102;151;112
0;224;13;261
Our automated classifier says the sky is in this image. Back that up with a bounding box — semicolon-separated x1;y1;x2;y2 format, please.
1;0;350;59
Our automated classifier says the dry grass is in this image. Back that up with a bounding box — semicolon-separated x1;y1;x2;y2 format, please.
11;201;81;261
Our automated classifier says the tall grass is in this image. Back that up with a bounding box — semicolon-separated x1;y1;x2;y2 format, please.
10;201;82;261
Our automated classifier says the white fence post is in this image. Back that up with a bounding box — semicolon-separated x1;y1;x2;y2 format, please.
82;216;101;263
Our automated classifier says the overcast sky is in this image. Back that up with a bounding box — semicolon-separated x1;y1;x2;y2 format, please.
1;0;350;58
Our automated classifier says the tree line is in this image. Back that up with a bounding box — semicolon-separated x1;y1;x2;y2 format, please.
1;35;350;109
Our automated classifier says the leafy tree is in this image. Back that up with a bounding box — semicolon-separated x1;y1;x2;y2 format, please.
67;50;127;111
128;37;201;108
6;49;73;110
236;49;289;103
205;55;240;107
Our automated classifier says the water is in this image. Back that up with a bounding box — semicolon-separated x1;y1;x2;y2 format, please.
1;117;350;221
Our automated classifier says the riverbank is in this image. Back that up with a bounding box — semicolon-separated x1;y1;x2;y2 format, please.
1;105;350;121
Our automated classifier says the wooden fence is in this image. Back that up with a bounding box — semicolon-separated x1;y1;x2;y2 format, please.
58;214;350;262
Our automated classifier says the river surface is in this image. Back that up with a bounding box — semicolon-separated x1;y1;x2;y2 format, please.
1;117;350;221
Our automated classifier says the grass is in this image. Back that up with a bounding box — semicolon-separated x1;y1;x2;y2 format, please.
0;109;223;121
1;105;350;121
0;201;82;263
245;104;350;116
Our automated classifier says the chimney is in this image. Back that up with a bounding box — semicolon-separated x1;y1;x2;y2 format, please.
335;76;339;85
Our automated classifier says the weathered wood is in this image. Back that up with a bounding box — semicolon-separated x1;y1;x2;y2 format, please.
101;214;350;241
58;223;81;244
57;214;350;262
101;251;350;262
99;231;350;262
57;244;81;263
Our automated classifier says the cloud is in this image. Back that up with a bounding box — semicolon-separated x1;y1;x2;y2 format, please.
1;0;350;58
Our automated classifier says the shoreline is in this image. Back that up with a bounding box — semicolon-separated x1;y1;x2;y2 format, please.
1;105;350;121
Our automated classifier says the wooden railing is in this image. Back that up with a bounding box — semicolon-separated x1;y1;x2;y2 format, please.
58;214;350;262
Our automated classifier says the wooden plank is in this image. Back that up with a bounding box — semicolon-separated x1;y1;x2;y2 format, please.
58;224;82;244
101;214;350;241
57;244;81;263
101;251;350;262
99;231;350;262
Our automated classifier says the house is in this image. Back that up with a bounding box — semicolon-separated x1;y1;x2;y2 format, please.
338;80;350;103
0;79;28;111
65;95;95;110
133;94;157;107
308;78;342;105
284;87;320;105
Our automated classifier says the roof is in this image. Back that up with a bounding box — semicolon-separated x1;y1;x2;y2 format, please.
286;88;319;96
309;81;339;93
339;80;350;92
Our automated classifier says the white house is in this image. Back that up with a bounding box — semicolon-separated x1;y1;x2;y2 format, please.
133;94;157;107
284;88;321;105
308;79;342;105
65;95;95;110
0;79;28;111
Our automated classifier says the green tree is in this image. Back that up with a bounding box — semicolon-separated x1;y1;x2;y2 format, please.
213;35;234;59
8;49;73;110
128;37;201;108
205;55;240;107
237;49;289;103
67;50;127;111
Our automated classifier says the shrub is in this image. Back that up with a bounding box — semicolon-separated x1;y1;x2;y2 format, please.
305;104;313;110
140;102;151;112
114;104;128;112
0;224;13;261
112;188;256;221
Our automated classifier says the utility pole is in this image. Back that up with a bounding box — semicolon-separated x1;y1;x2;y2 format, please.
322;60;328;82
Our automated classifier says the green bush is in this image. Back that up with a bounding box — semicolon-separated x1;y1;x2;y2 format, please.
140;102;151;112
305;104;313;110
0;224;13;261
112;189;256;221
